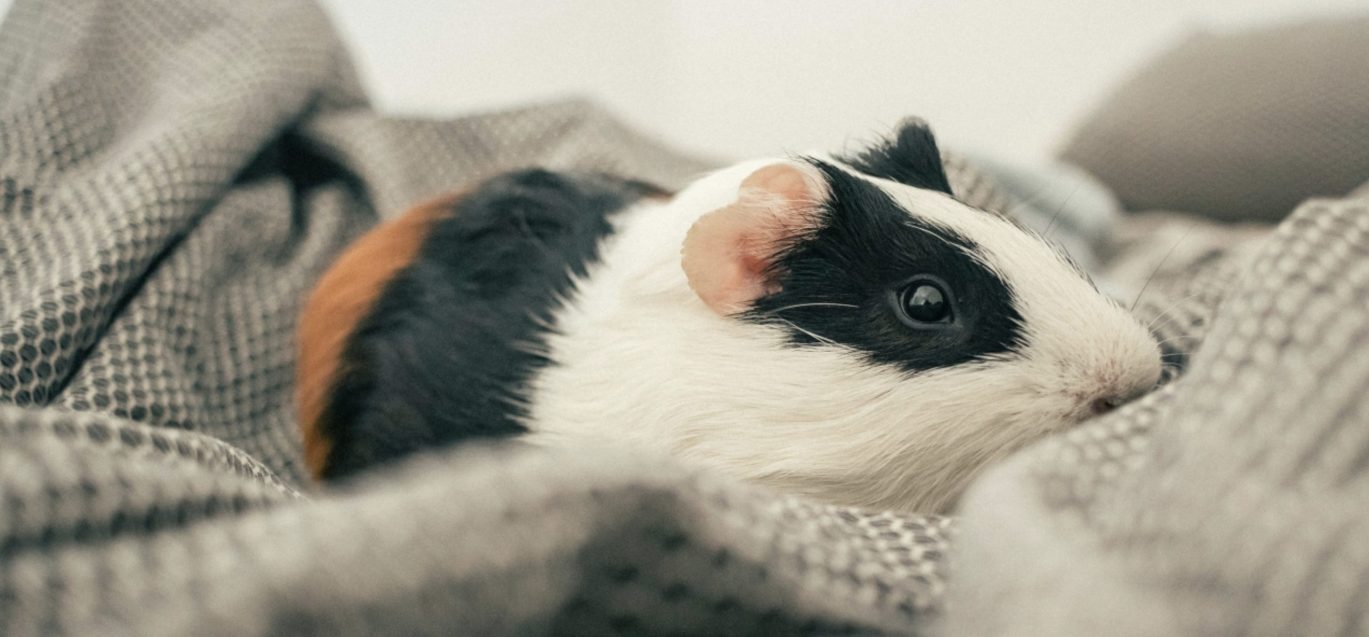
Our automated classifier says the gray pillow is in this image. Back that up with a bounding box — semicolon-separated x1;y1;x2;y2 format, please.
1058;15;1369;222
1354;179;1369;199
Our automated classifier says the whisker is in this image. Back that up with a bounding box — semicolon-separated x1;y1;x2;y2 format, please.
1146;314;1190;338
1145;312;1190;335
773;318;857;353
1041;183;1083;241
1151;334;1199;348
1129;224;1198;313
1149;317;1204;336
1139;291;1209;331
997;175;1064;217
769;302;860;313
1140;295;1203;331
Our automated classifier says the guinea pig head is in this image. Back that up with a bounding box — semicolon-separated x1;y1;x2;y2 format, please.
663;122;1163;512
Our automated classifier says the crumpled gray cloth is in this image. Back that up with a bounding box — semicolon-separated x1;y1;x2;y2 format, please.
0;1;950;635
948;196;1369;636
2;0;1363;635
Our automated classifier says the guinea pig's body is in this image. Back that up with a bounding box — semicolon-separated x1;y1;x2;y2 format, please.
298;121;1161;512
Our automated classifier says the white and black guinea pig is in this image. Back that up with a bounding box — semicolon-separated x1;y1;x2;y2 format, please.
296;119;1162;513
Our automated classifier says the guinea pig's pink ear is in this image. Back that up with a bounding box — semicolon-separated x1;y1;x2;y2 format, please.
681;161;828;315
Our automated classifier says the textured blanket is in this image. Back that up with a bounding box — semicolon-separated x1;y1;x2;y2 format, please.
2;1;1366;635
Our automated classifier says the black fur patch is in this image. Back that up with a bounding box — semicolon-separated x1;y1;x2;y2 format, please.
319;170;663;479
745;161;1024;374
841;119;954;195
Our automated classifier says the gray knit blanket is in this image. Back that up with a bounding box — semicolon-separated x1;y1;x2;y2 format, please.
3;1;1367;635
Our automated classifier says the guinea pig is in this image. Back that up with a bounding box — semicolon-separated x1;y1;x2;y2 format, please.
295;119;1162;513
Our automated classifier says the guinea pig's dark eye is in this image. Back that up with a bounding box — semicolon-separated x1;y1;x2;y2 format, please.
895;279;953;326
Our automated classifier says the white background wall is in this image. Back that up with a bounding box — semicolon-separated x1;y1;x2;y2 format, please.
317;1;1366;165
2;1;1362;164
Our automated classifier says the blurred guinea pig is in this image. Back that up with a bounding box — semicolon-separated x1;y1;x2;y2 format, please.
295;119;1161;513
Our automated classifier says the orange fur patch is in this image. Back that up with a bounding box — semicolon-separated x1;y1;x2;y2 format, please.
295;193;462;479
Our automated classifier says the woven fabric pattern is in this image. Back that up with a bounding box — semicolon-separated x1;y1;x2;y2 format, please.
946;197;1369;636
0;1;995;634
3;1;1362;636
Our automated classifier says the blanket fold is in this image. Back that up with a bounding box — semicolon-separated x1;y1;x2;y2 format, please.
2;1;1364;635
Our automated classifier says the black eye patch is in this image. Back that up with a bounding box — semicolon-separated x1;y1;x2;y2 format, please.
743;161;1025;374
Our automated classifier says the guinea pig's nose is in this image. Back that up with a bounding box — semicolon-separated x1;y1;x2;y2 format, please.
1089;395;1125;416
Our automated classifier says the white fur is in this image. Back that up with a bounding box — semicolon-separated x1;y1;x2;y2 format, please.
520;159;1161;513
